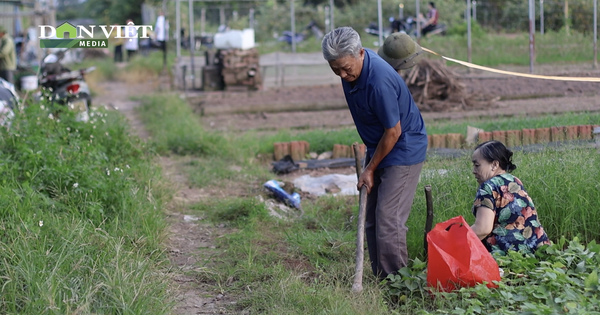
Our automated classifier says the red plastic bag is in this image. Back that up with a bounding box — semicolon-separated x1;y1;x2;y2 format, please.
426;216;501;292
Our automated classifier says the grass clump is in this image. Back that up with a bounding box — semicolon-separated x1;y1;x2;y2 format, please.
137;94;227;156
0;98;172;313
386;237;600;313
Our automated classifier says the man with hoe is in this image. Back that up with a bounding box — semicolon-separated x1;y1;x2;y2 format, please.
0;25;16;84
321;27;427;279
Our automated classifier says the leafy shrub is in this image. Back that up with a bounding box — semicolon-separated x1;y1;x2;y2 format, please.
387;237;600;313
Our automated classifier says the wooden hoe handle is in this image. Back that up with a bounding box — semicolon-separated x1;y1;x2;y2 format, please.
351;143;367;294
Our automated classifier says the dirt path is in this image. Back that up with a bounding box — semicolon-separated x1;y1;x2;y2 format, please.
94;79;233;315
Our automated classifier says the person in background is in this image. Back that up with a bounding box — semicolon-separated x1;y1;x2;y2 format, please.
124;19;139;61
470;140;551;255
154;10;168;68
0;25;16;84
420;2;439;36
321;27;428;279
111;24;124;63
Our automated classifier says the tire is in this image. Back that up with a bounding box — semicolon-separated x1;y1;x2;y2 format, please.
68;93;91;122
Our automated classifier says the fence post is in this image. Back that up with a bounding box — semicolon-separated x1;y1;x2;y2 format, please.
594;0;598;68
290;0;296;53
529;0;536;73
416;0;421;41
325;6;330;33
189;0;195;90
467;0;472;63
540;0;544;35
176;0;181;59
377;0;383;46
329;0;335;30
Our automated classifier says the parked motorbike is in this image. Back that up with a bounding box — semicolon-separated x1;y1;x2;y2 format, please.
277;21;324;45
0;78;18;129
366;16;446;40
39;49;95;122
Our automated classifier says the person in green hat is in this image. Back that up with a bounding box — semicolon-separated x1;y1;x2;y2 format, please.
0;25;17;84
377;32;425;72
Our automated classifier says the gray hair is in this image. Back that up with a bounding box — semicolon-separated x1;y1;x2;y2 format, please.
321;27;363;61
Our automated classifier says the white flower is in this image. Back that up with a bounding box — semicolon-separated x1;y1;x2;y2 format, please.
102;119;106;124
73;183;78;188
48;87;53;92
40;105;45;110
67;127;70;131
93;125;96;129
39;221;43;227
56;119;60;123
105;132;109;136
48;113;54;120
126;165;130;169
90;135;94;138
114;167;120;172
106;170;110;176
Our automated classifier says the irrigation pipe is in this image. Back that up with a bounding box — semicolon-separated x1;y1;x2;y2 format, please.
422;47;600;82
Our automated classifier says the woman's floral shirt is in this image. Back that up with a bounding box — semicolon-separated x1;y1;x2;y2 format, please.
472;173;551;255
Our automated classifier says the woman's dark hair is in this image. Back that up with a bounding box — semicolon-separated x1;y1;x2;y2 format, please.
429;2;436;8
474;140;517;172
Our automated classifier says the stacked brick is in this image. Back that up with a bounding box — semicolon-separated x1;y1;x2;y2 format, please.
477;125;597;146
272;125;598;161
272;142;366;161
428;133;466;149
218;48;262;90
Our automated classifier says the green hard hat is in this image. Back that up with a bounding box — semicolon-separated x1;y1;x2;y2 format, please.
377;32;425;70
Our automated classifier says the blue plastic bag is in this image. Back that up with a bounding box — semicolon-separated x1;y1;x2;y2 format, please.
263;180;301;209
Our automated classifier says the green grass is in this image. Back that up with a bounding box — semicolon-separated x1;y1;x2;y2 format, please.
0;96;173;313
248;112;600;156
135;93;600;314
407;30;594;67
186;145;600;314
256;30;595;67
425;111;600;136
137;94;227;156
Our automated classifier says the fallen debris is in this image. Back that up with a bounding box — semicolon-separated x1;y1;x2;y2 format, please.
403;59;495;112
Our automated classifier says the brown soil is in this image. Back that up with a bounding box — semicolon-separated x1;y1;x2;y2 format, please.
200;64;600;132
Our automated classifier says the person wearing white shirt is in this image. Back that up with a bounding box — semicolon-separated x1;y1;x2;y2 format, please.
125;19;139;61
154;11;168;67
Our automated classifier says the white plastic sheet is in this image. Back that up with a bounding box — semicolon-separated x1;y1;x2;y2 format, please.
293;174;358;197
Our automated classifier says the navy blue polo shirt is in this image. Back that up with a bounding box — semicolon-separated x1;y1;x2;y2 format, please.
342;49;427;168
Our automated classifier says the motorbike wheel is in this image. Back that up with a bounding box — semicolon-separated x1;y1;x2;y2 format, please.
68;93;91;122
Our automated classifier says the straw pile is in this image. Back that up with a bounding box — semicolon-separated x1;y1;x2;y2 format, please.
402;59;493;112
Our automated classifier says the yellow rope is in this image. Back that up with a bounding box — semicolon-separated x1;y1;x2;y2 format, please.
421;47;600;82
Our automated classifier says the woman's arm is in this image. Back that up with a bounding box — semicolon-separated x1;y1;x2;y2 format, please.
471;206;495;240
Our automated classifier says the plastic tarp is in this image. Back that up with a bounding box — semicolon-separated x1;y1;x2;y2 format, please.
293;174;358;196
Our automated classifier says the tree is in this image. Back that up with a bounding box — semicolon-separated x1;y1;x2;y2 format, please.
84;0;147;25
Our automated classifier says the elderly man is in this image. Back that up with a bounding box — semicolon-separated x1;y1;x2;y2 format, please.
322;27;427;278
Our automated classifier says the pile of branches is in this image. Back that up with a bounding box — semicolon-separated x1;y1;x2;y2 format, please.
402;59;493;112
